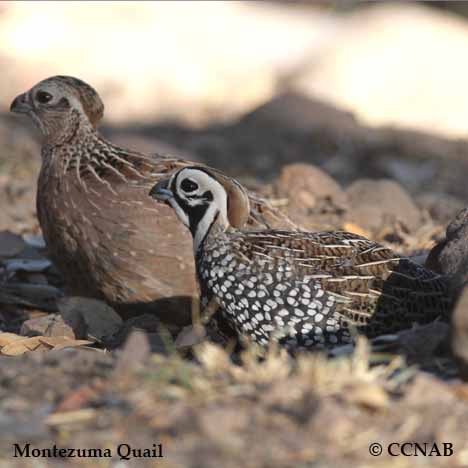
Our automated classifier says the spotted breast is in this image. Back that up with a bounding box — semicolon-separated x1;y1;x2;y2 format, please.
150;166;452;351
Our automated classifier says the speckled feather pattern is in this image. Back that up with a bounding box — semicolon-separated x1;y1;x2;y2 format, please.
37;118;199;310
198;228;451;350
30;81;290;322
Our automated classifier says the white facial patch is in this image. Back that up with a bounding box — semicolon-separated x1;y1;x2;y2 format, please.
172;168;230;252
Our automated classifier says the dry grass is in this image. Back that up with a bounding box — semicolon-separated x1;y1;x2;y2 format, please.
1;335;465;467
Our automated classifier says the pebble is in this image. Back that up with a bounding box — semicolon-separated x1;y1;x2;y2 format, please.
346;178;422;234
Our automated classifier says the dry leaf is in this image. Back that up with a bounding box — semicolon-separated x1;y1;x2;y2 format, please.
1;336;43;356
0;333;92;356
343;222;370;238
0;332;24;347
38;336;93;350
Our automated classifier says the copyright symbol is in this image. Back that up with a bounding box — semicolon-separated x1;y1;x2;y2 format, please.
369;443;383;456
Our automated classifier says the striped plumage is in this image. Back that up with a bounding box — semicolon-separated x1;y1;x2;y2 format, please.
151;167;451;350
10;76;290;325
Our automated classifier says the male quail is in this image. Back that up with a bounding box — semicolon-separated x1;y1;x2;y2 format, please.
150;166;452;350
10;76;290;325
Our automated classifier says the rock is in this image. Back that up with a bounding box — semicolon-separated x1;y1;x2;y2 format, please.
274;163;347;229
416;192;465;224
20;314;76;339
372;322;450;364
451;286;468;380
240;93;359;135
109;314;174;354
425;208;468;288
0;283;63;312
346;179;421;234
0;231;26;258
112;313;161;344
115;330;151;374
175;325;207;349
58;297;123;344
5;258;52;275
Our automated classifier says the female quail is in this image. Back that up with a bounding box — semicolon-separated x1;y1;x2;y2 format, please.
150;166;451;350
10;76;291;325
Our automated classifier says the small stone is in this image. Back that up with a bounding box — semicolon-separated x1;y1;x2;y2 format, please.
416;192;465;225
451;286;468;380
115;330;151;374
58;297;122;343
346;179;421;234
240;92;358;133
426;208;468;289
20;314;76;339
275;163;347;229
175;324;206;349
0;231;27;258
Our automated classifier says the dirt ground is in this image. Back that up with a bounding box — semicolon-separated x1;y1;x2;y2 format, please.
1;94;468;467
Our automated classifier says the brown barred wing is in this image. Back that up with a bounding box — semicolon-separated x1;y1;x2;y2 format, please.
226;230;451;339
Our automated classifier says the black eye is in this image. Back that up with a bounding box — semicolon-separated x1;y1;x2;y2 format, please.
181;178;199;193
36;91;53;104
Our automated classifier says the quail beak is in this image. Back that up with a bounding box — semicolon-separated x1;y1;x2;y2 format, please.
10;93;32;114
149;179;174;202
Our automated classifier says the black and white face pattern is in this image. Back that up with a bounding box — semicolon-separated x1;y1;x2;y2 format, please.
154;167;230;252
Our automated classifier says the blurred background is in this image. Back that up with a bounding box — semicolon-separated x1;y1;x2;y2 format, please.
4;1;468;133
2;0;468;239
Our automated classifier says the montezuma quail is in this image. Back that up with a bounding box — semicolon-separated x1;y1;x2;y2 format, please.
10;76;291;325
150;166;451;350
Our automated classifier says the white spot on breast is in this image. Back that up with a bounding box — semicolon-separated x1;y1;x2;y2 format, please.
287;297;298;306
266;299;278;309
240;298;249;308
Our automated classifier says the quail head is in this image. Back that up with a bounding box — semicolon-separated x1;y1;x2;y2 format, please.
151;166;452;351
10;76;291;326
